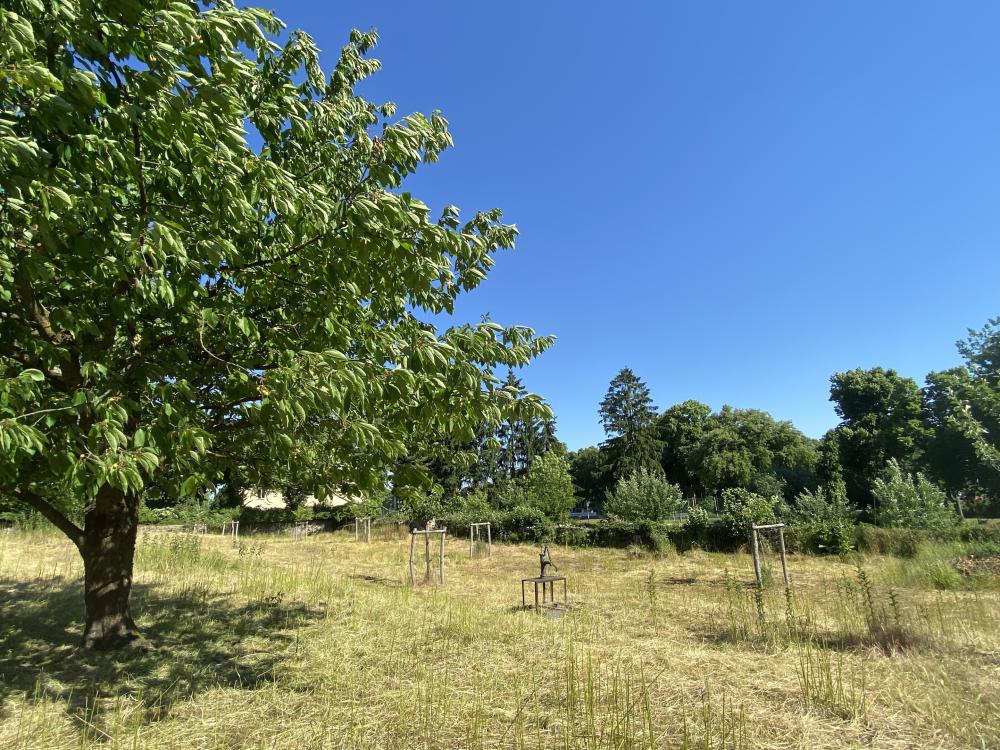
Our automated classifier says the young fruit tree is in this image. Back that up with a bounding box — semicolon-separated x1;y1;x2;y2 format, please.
0;1;551;649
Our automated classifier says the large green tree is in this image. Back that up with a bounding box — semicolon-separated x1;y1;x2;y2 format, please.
922;318;1000;505
0;1;550;648
598;368;661;483
655;399;712;496
684;406;816;500
829;367;928;505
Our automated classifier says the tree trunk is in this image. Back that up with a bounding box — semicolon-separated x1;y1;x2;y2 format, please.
80;485;143;650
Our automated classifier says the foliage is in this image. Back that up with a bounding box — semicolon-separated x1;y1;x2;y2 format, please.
399;371;563;504
829;368;929;505
491;478;528;510
520;452;576;520
720;488;778;545
656;400;713;496
604;468;683;522
138;499;235;528
0;0;551;645
922;320;1000;502
568;445;604;511
398;487;445;527
0;0;550;640
598;368;662;483
787;484;856;554
871;460;957;531
851;524;926;558
682;504;711;534
686;406;817;500
435;502;554;543
494;370;561;481
0;0;553;512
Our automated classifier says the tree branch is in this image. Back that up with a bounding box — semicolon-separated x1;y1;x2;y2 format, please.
13;267;64;345
13;488;84;550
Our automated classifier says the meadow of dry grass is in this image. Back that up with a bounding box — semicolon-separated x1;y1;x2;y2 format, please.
0;527;997;749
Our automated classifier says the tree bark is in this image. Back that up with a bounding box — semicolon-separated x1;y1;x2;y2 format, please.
80;485;143;650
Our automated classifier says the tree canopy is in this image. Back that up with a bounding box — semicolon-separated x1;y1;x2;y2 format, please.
829;367;928;505
0;0;550;648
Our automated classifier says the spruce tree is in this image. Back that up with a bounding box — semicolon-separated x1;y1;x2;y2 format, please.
598;368;662;483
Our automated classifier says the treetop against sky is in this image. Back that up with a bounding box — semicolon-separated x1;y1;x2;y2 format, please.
270;1;1000;449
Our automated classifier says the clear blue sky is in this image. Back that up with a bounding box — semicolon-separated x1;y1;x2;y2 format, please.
272;1;1000;450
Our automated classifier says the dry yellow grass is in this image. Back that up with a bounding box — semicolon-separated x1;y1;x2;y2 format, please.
0;527;997;749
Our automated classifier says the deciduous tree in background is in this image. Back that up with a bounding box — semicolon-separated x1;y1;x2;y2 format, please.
922;319;1000;508
521;452;576;519
0;1;550;648
684;406;817;501
656;399;712;496
829;368;928;506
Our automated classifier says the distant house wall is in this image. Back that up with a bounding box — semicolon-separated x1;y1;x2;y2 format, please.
239;489;362;510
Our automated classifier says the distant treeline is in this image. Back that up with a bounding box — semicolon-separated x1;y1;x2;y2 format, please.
569;315;1000;520
405;314;1000;528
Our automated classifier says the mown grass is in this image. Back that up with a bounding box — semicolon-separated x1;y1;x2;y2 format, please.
0;528;997;749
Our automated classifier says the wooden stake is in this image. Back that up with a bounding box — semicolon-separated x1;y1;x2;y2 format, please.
778;526;789;586
751;527;762;587
439;528;445;584
408;530;416;585
424;530;430;583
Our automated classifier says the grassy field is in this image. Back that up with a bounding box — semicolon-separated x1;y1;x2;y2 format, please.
0;528;997;750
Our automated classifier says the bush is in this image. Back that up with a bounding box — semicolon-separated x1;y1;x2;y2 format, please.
682;505;710;534
588;520;672;551
787;484;857;554
720;488;778;546
502;504;555;541
491;480;527;510
852;524;927;557
398;488;444;527
522;453;577;519
139;498;235;528
871;460;957;531
958;519;1000;546
435;503;555;544
604;469;683;522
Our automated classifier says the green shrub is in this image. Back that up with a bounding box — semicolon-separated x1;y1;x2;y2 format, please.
522;453;577;520
139;498;235;528
491;480;527;510
588;520;671;550
682;505;710;534
605;468;683;522
398;488;444;527
871;460;957;531
554;524;592;546
436;504;554;544
958;519;1000;546
720;488;778;546
852;525;926;557
787;485;856;554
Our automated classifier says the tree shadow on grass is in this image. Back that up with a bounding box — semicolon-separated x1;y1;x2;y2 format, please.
0;575;324;736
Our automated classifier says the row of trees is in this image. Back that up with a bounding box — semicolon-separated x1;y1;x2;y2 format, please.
569;368;819;513
570;316;1000;523
830;322;1000;514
